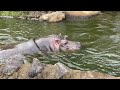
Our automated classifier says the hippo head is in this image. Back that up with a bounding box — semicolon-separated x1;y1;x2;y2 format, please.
47;33;81;52
60;40;81;52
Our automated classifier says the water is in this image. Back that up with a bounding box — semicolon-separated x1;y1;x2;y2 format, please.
0;12;120;76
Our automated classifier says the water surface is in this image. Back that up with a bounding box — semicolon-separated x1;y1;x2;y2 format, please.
0;12;120;76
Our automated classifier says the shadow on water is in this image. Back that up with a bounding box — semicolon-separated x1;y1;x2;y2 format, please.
1;12;120;76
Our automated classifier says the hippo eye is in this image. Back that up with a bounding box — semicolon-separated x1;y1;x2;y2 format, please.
64;42;68;45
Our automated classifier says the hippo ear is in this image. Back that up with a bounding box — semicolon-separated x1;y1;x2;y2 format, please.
55;39;60;44
64;35;68;39
59;33;63;39
59;33;62;36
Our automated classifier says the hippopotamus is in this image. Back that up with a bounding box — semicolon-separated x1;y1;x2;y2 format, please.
0;34;81;78
0;34;81;59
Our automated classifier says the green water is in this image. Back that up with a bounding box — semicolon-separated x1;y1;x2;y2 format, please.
0;12;120;76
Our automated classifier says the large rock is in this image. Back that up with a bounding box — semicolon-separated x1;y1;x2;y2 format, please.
17;64;31;79
0;54;28;79
28;58;43;78
62;70;120;79
0;54;25;78
55;62;69;79
40;11;65;22
65;11;101;17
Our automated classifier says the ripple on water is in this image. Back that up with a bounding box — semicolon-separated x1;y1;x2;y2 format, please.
0;33;16;44
1;12;120;76
0;28;10;32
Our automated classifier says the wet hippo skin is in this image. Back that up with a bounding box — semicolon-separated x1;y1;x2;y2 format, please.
0;34;81;78
0;34;81;59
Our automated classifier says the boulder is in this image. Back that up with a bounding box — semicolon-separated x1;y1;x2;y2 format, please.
62;70;120;79
40;11;65;22
65;11;101;17
17;63;31;79
55;62;69;79
28;58;43;78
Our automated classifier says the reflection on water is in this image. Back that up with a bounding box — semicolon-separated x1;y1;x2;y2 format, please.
0;12;120;76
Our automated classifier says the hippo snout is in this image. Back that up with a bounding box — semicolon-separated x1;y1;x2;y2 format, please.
76;42;81;50
60;41;81;52
76;42;80;45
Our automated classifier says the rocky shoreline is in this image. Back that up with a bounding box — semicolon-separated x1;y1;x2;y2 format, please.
0;55;119;79
0;11;101;22
1;11;118;79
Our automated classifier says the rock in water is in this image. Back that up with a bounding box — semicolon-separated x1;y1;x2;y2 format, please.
28;58;43;78
65;11;101;17
40;11;65;22
55;62;69;79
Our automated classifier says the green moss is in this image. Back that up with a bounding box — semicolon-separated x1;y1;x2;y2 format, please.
0;11;27;17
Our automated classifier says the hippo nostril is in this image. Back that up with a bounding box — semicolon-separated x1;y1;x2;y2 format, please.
77;44;81;49
76;42;81;47
76;42;80;45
